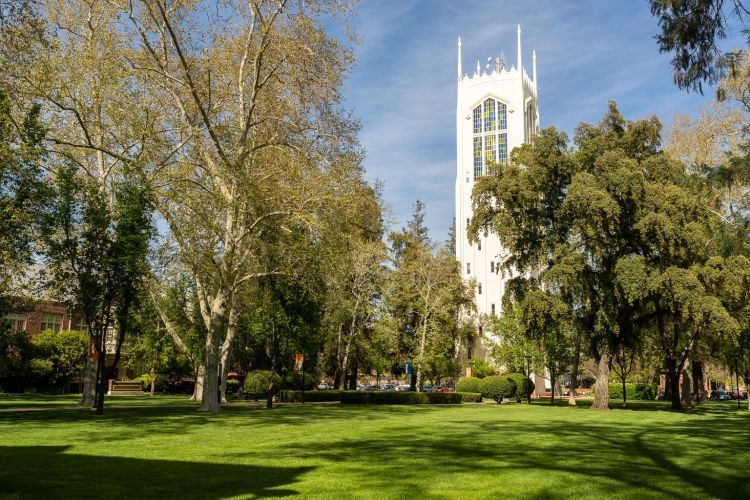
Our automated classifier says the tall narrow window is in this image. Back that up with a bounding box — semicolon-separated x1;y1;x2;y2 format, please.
478;283;482;295
491;304;496;315
467;262;471;275
473;136;482;180
498;102;507;130
490;261;495;273
472;97;508;178
484;134;496;172
473;106;482;134
477;239;481;250
498;133;508;165
484;98;496;132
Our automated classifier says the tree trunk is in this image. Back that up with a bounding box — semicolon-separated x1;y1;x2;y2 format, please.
549;368;556;405
79;354;97;406
622;374;627;407
568;332;581;406
591;353;610;411
692;359;706;403
681;368;692;408
267;323;278;409
744;374;750;411
95;338;106;415
666;357;682;410
219;306;239;404
409;372;417;392
191;365;205;401
347;360;358;390
198;293;226;412
150;374;156;396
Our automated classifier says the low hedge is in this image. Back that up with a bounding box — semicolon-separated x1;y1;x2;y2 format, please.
279;390;345;402
455;376;483;394
458;392;483;403
425;392;462;404
341;391;429;404
481;375;517;403
592;383;657;401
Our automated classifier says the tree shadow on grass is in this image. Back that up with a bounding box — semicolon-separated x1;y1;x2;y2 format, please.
279;408;750;498
0;445;313;499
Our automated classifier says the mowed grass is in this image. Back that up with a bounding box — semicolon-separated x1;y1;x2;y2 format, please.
0;398;748;499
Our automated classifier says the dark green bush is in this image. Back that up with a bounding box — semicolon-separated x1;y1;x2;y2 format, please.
425;392;462;404
341;391;429;404
470;359;497;379
481;375;517;403
282;371;315;391
592;383;657;401
243;370;279;400
279;390;344;403
226;379;241;394
457;392;482;403
507;373;535;400
455;376;483;394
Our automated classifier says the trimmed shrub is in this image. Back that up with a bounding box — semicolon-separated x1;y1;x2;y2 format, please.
341;391;429;404
279;390;344;402
481;375;517;403
243;370;279;400
282;371;315;391
471;359;497;379
591;383;656;401
226;379;241;394
457;392;483;403
507;373;535;400
455;376;483;394
425;392;462;404
635;383;657;400
592;383;658;401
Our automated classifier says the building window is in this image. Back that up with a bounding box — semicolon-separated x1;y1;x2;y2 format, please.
490;261;495;273
466;217;470;227
472;97;509;178
498;133;508;165
467;263;471;275
477;239;481;250
473;136;482;180
478;283;482;295
40;313;62;333
4;314;26;333
473;106;482;134
483;98;496;132
491;304;496;315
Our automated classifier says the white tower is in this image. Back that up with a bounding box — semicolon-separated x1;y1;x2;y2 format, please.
455;27;540;353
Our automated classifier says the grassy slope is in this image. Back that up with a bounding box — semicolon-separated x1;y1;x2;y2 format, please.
0;399;747;499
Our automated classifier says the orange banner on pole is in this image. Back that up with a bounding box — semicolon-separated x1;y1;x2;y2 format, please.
294;353;304;371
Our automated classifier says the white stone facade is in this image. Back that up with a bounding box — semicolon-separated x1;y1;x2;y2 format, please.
455;27;539;348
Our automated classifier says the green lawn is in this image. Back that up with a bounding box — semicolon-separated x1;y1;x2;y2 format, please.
0;398;747;499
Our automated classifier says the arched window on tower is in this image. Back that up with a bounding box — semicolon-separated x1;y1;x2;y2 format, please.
472;97;508;180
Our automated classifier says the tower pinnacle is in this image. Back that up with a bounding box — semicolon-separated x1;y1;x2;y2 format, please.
457;36;462;81
516;24;522;74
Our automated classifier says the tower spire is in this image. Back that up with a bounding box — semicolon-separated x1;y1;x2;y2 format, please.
532;49;537;87
516;24;522;73
457;36;462;81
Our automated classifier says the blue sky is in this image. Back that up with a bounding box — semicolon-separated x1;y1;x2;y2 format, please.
341;0;744;241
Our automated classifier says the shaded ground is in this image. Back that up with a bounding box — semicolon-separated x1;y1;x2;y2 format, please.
0;398;747;498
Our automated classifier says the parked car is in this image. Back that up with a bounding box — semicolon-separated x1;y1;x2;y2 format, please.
710;390;731;401
359;384;377;391
421;385;434;393
396;384;411;392
380;384;396;391
317;383;332;390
